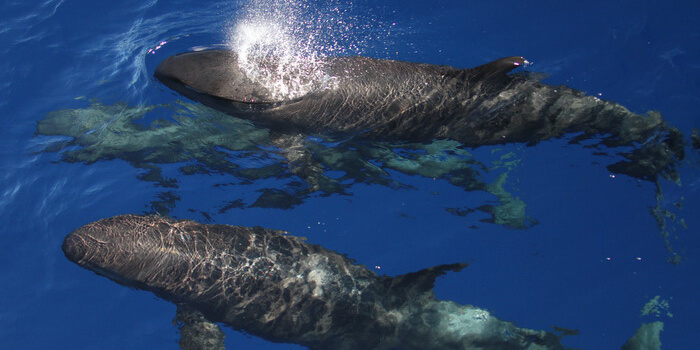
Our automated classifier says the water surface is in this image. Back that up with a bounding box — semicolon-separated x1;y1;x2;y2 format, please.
1;0;699;349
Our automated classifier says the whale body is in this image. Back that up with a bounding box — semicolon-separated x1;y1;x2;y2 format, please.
63;214;564;349
154;50;683;180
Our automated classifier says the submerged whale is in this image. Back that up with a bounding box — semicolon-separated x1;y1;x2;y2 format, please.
63;214;564;350
154;50;683;181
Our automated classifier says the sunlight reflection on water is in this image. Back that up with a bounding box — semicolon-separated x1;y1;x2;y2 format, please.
225;0;396;100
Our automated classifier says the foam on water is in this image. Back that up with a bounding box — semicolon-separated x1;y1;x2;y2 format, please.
225;0;383;100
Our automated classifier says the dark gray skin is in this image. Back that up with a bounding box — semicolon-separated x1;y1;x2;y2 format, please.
154;50;684;181
63;214;565;350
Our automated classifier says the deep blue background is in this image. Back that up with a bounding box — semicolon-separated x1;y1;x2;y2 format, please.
1;0;698;349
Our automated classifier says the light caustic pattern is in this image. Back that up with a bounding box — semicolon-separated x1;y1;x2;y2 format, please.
225;0;380;100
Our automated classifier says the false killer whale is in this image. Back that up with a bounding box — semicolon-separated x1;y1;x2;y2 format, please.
154;50;684;181
63;214;565;349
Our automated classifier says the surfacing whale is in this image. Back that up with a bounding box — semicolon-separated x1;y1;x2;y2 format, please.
154;50;684;181
63;214;565;350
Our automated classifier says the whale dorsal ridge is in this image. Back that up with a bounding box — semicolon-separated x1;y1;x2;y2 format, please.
468;56;526;81
387;263;468;299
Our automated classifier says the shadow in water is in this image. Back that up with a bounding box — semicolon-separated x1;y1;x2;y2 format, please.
34;100;535;229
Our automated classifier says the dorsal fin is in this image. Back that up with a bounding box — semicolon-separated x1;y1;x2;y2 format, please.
468;56;526;81
387;263;467;300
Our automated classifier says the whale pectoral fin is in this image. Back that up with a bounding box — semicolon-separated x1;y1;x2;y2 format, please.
469;56;527;81
388;263;468;298
175;306;226;350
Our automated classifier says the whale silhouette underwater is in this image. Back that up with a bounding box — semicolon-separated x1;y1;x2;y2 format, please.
154;49;684;181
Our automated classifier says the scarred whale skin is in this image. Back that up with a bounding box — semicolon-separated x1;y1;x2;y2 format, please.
154;50;683;180
63;214;564;350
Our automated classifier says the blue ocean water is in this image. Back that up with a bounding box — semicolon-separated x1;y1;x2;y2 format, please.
1;0;698;349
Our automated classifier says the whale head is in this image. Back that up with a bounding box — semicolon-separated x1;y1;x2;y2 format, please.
154;49;284;107
62;215;203;294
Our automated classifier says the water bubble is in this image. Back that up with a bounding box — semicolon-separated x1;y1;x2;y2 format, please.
224;0;386;100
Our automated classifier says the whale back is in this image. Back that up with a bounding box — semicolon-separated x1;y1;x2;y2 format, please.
154;50;528;135
63;215;395;348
